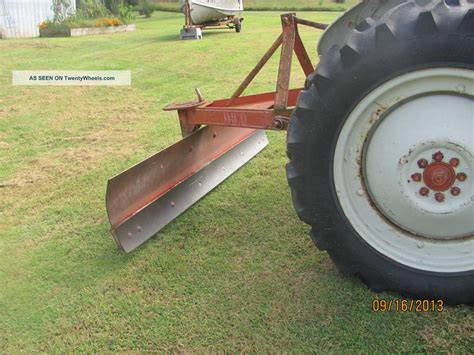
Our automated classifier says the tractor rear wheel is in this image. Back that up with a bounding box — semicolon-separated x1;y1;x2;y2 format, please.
287;1;474;304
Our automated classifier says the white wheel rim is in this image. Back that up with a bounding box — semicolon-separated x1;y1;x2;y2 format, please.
333;68;474;273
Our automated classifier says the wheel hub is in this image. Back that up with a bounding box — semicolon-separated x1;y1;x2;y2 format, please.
423;160;456;192
333;68;474;273
409;151;469;203
365;107;473;240
400;144;472;221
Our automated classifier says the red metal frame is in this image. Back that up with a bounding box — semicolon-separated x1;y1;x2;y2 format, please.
165;13;327;135
106;14;328;252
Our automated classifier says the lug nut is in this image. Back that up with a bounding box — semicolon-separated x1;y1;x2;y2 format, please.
451;187;461;196
457;172;467;182
449;158;460;167
435;192;445;203
432;151;444;162
417;159;428;168
419;187;429;196
411;173;422;182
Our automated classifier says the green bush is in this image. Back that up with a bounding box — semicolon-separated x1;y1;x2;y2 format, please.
138;0;154;18
62;16;98;28
40;0;124;32
104;0;121;14
38;20;70;36
118;3;136;23
104;0;138;17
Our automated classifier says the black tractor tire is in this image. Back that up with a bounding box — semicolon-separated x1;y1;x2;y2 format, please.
287;0;474;304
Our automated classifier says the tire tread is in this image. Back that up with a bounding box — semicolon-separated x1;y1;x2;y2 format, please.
286;0;474;304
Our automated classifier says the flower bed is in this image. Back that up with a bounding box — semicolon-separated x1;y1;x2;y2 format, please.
39;24;135;37
38;15;135;38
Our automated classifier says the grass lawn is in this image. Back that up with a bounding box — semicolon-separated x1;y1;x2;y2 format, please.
1;11;473;352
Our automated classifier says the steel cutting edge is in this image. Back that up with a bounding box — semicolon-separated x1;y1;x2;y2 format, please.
106;126;268;252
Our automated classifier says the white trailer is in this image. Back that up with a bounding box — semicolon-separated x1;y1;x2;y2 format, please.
179;0;243;39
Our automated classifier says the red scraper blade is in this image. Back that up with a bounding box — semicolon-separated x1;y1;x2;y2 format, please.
106;126;268;252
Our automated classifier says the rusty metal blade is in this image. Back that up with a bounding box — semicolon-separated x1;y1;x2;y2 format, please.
106;126;268;252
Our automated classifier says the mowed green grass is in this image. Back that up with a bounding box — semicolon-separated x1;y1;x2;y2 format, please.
152;0;359;12
0;11;473;352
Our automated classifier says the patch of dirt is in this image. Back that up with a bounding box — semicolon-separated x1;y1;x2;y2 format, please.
0;89;145;190
1;132;137;188
5;42;53;49
0;141;10;149
0;170;47;188
420;308;474;353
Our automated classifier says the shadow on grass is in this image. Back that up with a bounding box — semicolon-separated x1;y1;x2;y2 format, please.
156;29;241;42
156;33;182;42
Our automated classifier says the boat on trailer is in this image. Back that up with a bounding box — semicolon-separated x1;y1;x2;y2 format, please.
179;0;243;25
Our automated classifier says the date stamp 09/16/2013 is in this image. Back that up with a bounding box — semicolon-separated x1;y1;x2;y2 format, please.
372;299;445;313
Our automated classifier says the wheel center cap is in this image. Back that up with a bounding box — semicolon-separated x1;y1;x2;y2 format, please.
423;162;456;191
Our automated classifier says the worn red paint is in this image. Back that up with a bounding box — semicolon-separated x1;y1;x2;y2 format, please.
106;127;256;229
164;13;325;131
423;162;456;192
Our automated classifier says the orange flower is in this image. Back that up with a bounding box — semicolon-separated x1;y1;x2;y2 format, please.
94;18;121;28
